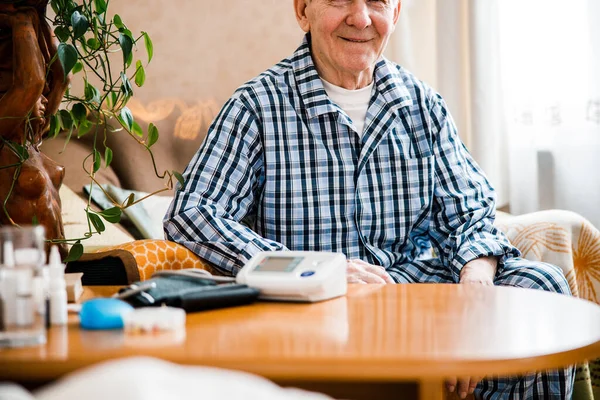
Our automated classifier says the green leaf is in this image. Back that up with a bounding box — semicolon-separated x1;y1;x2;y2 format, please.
58;109;73;130
89;212;105;233
87;38;100;50
104;147;113;168
11;142;29;161
84;80;94;101
118;32;133;66
72;61;83;74
54;26;71;43
64;242;84;263
71;103;87;123
84;80;101;103
94;0;107;14
134;60;145;87
107;91;118;108
70;11;89;40
93;148;101;173
32;215;39;225
131;121;143;137
147;122;159;148
124;193;135;208
60;125;74;153
99;207;122;223
119;107;133;131
142;31;153;63
51;1;60;16
113;14;124;30
77;119;93;138
120;72;133;97
49;114;60;138
57;43;78;80
173;170;185;187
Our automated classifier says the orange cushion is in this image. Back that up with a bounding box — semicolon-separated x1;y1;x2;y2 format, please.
96;239;215;281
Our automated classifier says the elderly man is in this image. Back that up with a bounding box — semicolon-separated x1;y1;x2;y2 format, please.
165;0;573;398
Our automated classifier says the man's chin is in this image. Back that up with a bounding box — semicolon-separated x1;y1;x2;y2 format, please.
340;59;378;76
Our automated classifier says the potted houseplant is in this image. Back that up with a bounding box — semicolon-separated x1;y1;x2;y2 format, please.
0;0;181;260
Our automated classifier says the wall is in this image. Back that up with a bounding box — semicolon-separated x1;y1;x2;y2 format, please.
108;0;304;104
109;0;439;104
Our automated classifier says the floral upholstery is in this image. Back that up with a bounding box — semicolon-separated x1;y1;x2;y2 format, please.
496;210;600;400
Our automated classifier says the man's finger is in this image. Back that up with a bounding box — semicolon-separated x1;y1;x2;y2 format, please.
469;376;482;394
363;264;395;283
347;260;390;284
356;271;386;284
445;377;457;392
350;259;394;284
457;377;470;399
347;276;368;284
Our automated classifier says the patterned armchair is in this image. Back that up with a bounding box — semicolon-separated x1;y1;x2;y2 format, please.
496;210;600;400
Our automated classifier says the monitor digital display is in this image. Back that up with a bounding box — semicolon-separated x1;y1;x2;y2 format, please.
253;256;303;273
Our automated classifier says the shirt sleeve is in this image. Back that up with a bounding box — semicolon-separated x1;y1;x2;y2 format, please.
164;97;288;276
427;93;520;282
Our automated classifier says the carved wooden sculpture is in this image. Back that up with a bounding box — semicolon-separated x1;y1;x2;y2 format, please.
0;1;68;253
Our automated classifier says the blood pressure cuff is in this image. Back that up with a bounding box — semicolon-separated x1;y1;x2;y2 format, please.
117;275;260;313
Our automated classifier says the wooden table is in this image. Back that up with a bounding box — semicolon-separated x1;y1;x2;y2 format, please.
1;284;600;400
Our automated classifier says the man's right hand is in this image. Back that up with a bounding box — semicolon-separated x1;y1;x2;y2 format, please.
347;259;395;284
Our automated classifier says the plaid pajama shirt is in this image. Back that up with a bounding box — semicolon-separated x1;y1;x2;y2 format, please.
165;36;574;399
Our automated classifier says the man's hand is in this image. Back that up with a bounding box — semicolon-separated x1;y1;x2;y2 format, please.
347;259;394;284
446;256;497;396
446;376;483;399
459;256;498;286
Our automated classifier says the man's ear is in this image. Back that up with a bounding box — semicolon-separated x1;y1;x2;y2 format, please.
294;0;311;33
393;0;402;26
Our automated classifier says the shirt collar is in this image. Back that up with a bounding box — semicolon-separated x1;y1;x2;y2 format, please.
372;57;414;111
291;35;338;119
291;34;413;120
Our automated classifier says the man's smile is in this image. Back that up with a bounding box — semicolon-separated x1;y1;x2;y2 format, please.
339;36;372;43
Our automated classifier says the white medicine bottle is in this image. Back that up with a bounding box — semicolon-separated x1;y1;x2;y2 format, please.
48;246;67;326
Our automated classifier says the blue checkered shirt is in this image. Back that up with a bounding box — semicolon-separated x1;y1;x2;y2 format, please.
164;35;520;281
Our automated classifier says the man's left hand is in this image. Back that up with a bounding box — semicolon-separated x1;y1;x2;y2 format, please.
447;256;498;397
446;376;483;399
459;256;498;286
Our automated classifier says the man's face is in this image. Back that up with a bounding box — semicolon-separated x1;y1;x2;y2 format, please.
295;0;400;83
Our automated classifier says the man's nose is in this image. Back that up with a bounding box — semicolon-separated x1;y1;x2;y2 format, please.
346;1;371;30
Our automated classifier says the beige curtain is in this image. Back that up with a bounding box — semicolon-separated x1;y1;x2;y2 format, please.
386;0;509;207
497;0;600;229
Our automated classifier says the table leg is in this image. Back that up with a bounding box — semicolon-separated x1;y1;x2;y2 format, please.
419;380;444;400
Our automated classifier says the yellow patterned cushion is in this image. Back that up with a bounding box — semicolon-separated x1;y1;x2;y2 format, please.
96;240;216;281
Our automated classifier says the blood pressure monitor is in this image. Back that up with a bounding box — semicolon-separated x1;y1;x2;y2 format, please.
236;251;347;302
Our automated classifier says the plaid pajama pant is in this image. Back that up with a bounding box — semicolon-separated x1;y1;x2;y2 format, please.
388;257;575;400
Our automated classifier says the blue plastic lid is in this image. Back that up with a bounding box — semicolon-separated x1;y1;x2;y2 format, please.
79;298;134;330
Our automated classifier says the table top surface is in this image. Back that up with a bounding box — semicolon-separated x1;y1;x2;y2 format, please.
1;283;600;382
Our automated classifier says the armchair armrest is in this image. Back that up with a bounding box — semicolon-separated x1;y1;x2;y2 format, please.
66;240;216;285
495;209;600;303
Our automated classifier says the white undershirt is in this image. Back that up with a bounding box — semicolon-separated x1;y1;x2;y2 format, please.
321;78;374;138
